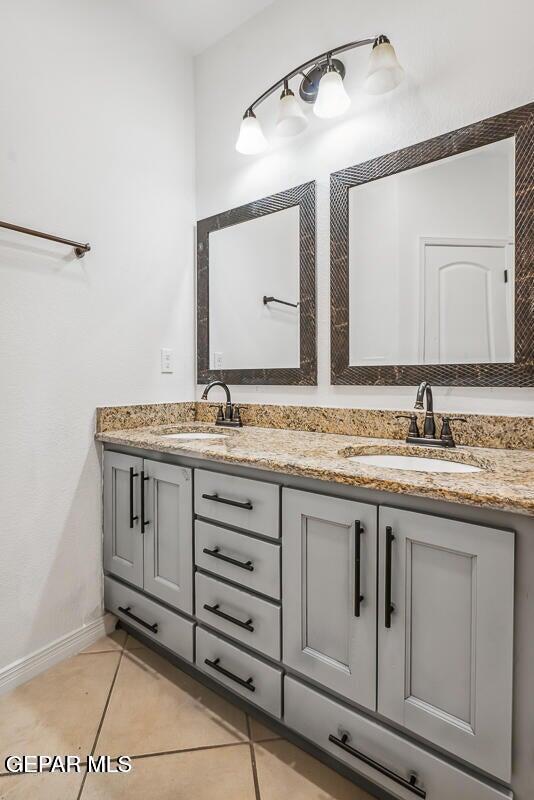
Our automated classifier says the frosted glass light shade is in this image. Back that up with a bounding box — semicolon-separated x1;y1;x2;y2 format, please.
313;69;351;119
235;112;268;154
364;41;404;94
276;91;308;137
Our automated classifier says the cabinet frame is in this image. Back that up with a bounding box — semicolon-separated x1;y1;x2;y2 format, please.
101;444;524;799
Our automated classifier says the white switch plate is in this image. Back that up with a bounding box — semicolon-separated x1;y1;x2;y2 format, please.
160;348;174;373
213;352;223;369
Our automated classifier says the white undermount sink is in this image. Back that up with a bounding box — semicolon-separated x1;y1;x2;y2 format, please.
348;454;482;473
161;432;227;441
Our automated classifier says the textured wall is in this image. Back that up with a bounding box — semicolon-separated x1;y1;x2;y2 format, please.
194;0;534;413
0;0;196;670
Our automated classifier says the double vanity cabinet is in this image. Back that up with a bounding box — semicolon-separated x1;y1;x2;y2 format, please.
102;446;518;800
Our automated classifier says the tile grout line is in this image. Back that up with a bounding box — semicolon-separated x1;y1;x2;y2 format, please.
246;715;262;800
76;644;125;800
0;763;90;780
127;740;250;762
78;649;123;656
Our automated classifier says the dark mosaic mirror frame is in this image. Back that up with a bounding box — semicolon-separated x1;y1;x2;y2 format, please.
197;181;317;385
330;103;534;386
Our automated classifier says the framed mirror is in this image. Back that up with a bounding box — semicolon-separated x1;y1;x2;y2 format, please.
330;103;534;386
197;181;316;385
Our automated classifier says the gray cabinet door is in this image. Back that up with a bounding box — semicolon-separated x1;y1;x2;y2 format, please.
103;451;144;587
378;507;514;782
282;488;377;710
142;460;193;614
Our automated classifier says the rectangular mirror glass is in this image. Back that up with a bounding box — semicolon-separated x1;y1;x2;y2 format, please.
330;103;534;386
197;181;317;385
348;137;515;367
209;206;300;370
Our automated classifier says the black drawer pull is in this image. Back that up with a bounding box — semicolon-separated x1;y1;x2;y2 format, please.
354;520;365;617
140;471;150;533
385;526;395;628
329;734;426;798
203;603;254;632
204;657;256;692
202;492;253;511
118;605;158;634
129;467;138;528
203;546;254;572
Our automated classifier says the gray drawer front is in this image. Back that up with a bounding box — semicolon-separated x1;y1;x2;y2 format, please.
195;469;280;539
196;627;282;717
284;677;509;800
104;576;194;663
195;520;280;599
195;572;280;660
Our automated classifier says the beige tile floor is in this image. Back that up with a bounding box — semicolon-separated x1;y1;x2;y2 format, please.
0;632;373;799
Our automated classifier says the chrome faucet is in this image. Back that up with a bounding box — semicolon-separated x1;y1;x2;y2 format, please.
201;381;242;428
396;381;466;448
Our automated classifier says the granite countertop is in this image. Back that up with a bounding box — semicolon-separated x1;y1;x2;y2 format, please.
96;422;534;516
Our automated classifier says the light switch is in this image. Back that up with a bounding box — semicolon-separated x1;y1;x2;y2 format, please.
160;348;174;373
214;352;223;369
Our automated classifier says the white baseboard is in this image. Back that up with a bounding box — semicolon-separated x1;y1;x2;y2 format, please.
0;613;117;696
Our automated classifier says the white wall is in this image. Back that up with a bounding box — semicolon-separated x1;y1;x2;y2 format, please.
0;0;195;670
194;0;534;414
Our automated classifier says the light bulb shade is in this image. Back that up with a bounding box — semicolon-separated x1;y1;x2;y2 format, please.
276;91;308;137
235;111;268;155
364;40;404;94
313;68;351;119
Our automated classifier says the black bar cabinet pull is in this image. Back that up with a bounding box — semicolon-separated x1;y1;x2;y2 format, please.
203;603;254;632
202;492;253;511
385;526;395;628
118;605;159;634
140;471;150;533
204;657;256;692
202;546;254;572
328;734;426;798
129;467;138;529
354;521;365;617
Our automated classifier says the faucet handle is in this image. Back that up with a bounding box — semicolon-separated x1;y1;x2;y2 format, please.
440;416;467;446
396;414;420;438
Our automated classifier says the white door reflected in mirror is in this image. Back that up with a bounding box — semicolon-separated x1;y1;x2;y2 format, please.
348;137;515;366
209;206;300;370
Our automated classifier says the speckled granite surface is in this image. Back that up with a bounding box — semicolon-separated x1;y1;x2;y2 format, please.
96;402;196;432
96;421;534;516
195;402;534;450
97;401;534;450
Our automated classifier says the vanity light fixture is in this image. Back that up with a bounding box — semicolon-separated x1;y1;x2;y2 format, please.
235;35;403;154
313;56;351;119
364;34;404;94
276;81;308;136
235;109;269;155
